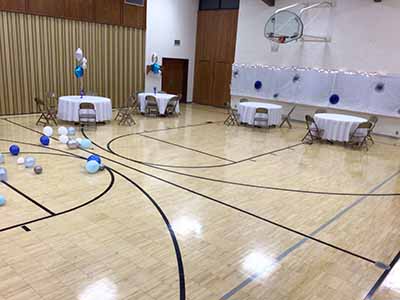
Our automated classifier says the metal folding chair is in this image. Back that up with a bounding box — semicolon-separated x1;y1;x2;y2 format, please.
367;116;378;144
280;105;296;128
253;108;269;128
119;96;137;126
302;115;323;144
224;102;240;126
34;97;58;126
349;121;373;150
165;95;181;116
79;102;97;129
145;95;159;116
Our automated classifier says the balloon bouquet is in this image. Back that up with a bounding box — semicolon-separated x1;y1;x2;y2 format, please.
74;48;88;98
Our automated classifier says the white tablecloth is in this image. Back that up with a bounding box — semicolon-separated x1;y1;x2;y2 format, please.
314;113;367;142
138;93;180;115
238;102;283;126
58;96;112;122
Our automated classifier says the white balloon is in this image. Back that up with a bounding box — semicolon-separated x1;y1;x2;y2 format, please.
43;126;53;137
81;57;87;64
59;135;69;144
75;48;83;61
58;126;68;136
76;138;82;144
17;157;25;165
82;63;88;70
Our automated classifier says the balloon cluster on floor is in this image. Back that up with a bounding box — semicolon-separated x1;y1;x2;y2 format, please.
42;126;104;174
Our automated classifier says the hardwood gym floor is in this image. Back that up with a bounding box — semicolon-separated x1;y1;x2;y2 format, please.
0;103;399;300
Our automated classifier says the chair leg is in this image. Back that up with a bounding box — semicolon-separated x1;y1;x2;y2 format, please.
279;118;287;128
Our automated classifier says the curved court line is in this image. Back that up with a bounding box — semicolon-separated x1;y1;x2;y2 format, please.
97;132;400;197
0;123;389;274
0;147;186;300
0;152;115;233
106;131;303;169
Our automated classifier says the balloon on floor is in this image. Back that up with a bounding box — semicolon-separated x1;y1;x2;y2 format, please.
43;126;53;137
86;160;100;174
0;195;6;206
0;168;7;181
24;157;36;168
80;139;92;149
40;135;50;146
9;145;20;156
34;166;43;175
17;157;24;165
87;155;101;164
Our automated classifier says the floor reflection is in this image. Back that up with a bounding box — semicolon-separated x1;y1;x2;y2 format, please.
79;278;117;300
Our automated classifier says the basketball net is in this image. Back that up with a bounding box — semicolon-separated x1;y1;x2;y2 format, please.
270;41;280;52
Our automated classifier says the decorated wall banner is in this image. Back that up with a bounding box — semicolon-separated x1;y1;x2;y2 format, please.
231;64;400;118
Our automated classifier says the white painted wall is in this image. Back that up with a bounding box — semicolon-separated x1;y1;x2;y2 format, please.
145;0;199;102
233;0;400;137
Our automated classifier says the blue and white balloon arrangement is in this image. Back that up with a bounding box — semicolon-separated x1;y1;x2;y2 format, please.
74;48;88;98
150;53;161;75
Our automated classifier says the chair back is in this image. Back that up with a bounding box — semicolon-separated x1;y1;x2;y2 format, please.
368;115;378;130
240;98;249;103
357;121;373;130
255;108;268;114
305;115;318;130
315;108;327;114
79;102;95;110
146;95;157;105
34;97;46;112
127;95;136;107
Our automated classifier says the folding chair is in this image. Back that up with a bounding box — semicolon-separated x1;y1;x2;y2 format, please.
280;105;296;128
79;102;97;129
145;95;159;116
165;95;181;116
46;91;58;112
348;121;373;150
302;115;323;144
119;96;137;126
367;116;378;144
224;102;240;126
34;97;58;126
315;108;327;114
253;108;269;128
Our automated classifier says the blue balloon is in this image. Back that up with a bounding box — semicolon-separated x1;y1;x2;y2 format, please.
40;135;50;146
329;94;340;105
24;156;36;168
67;127;76;136
87;155;101;164
80;139;92;149
74;65;84;78
254;80;263;90
9;145;20;156
0;195;6;206
86;160;100;174
151;63;161;74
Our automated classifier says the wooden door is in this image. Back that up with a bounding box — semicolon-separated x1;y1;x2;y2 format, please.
193;9;238;107
162;58;189;103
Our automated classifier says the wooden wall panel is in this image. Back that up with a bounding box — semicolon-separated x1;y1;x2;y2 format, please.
95;0;121;25
0;0;26;12
193;9;238;106
28;0;64;16
0;0;146;28
64;0;95;21
122;0;146;29
0;11;145;115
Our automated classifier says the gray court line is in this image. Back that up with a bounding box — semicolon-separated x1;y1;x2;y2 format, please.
220;169;400;300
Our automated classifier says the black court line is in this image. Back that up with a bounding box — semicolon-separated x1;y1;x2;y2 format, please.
0;153;115;233
138;133;236;163
365;250;400;300
0;135;383;267
21;225;31;232
3;121;397;264
107;131;302;169
0;149;186;300
2;181;56;215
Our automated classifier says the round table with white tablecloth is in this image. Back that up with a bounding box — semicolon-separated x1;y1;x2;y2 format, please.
238;102;283;126
57;96;112;122
314;113;368;142
138;92;180;115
